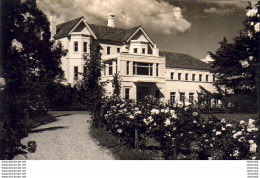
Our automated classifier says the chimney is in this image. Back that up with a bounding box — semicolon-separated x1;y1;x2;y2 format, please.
153;44;159;56
107;13;116;27
50;13;56;40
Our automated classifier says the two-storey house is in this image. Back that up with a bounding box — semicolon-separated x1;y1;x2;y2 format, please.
51;13;216;104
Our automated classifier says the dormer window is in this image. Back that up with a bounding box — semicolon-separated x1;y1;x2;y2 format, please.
142;48;146;54
117;48;120;53
83;42;87;52
107;46;111;55
134;48;138;53
74;41;78;52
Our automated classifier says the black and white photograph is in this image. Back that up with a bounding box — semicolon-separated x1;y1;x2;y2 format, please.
0;0;259;177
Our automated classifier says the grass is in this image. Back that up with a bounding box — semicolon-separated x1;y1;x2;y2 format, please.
202;113;258;123
89;125;155;160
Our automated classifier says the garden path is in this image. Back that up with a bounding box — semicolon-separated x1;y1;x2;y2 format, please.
14;112;114;160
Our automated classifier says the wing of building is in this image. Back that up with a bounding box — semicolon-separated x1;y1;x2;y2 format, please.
51;14;216;104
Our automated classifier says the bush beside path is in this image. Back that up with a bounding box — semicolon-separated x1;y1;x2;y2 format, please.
14;112;114;160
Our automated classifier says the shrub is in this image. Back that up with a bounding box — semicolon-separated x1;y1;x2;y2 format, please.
97;95;258;160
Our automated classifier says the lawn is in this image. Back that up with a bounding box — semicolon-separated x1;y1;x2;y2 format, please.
202;113;258;123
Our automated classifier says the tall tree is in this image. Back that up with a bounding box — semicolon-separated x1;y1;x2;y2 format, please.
0;0;66;159
209;2;260;112
80;47;104;125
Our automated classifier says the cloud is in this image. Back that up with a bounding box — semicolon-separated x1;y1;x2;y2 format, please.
204;7;236;15
203;1;247;15
37;0;191;35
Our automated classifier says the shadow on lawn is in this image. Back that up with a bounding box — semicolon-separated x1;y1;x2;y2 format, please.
29;126;68;133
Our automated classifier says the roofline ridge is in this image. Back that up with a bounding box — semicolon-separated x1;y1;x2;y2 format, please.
56;16;83;26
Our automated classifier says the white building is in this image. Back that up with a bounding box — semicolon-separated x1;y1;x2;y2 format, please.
51;14;216;103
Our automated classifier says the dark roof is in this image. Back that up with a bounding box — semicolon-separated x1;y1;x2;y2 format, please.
54;17;83;39
160;51;211;70
55;16;140;42
88;24;139;42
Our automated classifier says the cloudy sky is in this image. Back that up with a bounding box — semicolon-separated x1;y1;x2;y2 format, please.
37;0;253;59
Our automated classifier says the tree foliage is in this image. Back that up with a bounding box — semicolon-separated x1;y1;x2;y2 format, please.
112;72;121;97
0;0;66;159
80;47;104;125
208;2;260;112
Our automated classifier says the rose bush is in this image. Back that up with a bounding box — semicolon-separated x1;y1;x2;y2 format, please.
99;95;258;160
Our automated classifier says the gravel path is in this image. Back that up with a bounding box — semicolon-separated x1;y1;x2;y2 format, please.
14;113;114;160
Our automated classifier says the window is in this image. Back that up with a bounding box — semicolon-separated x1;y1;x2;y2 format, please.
180;92;185;103
126;61;130;75
117;48;120;53
142;48;146;54
206;75;209;82
109;62;113;75
171;72;174;80
185;73;189;81
133;62;153;76
192;74;195;81
178;73;181;80
74;41;78;52
134;48;138;53
156;64;159;77
199;74;202;81
213;75;216;82
83;42;87;52
189;93;194;103
74;66;78;80
170;92;176;104
107;46;111;55
125;88;130;100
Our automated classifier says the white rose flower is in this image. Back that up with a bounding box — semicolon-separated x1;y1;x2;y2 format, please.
252;156;256;160
250;143;257;153
164;118;171;126
254;22;260;32
221;118;226;123
11;39;24;52
129;115;135;120
247;8;258;17
192;112;198;117
251;21;254;26
248;118;255;125
216;131;221;136
239;60;249;68
117;129;122;134
248;140;254;144
193;120;197;124
233;150;239;157
143;119;148;125
170;110;175;114
249;56;253;61
233;131;242;138
226;124;232;127
221;127;226;131
240;120;245;125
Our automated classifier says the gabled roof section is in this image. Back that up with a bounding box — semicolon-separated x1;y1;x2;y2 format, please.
55;17;83;39
88;24;139;42
55;17;97;39
160;51;211;70
126;26;155;46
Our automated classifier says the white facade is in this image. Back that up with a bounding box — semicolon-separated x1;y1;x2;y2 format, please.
52;14;216;103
